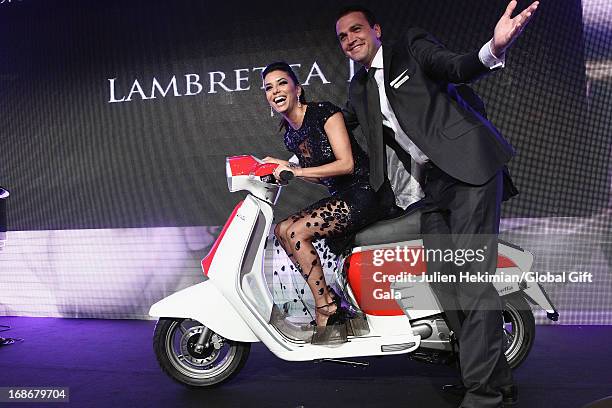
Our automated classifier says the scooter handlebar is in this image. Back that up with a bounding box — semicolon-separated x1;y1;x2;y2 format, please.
257;169;294;185
279;170;294;182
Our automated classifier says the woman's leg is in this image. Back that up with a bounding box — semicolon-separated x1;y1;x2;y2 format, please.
274;198;351;326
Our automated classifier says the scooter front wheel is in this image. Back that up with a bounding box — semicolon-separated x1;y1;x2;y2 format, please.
153;317;250;387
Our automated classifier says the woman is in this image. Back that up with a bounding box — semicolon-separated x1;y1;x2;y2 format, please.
261;62;381;328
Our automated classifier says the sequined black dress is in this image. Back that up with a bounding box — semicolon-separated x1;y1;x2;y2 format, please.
283;101;380;248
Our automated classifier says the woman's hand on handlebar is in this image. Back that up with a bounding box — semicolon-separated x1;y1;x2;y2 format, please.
262;156;289;166
273;163;301;181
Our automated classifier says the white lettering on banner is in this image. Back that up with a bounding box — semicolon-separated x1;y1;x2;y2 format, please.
125;79;151;102
252;66;266;89
208;71;233;93
106;61;336;103
108;78;125;103
234;69;251;91
151;76;179;99
303;62;330;85
185;74;203;96
287;64;302;86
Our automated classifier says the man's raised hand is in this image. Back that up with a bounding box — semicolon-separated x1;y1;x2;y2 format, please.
492;1;539;57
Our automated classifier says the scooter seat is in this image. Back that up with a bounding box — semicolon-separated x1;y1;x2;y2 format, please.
354;207;422;247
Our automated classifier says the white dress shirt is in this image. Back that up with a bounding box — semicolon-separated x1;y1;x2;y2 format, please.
367;40;504;208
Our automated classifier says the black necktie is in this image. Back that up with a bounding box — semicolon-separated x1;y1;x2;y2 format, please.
366;67;385;189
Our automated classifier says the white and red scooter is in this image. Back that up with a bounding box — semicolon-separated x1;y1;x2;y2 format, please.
149;155;558;387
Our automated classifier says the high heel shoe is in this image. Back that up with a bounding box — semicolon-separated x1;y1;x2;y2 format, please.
315;302;351;327
309;287;355;326
311;303;350;346
327;286;356;319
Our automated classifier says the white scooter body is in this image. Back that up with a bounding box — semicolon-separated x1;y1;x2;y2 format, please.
150;155;557;362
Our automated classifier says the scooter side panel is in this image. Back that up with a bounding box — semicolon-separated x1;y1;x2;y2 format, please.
149;281;259;342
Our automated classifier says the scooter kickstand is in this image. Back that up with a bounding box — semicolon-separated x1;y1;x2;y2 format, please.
315;358;369;368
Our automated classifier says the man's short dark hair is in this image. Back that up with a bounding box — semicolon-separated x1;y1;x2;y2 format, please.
335;5;378;27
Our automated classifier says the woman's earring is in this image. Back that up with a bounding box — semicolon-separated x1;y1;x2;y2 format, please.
297;95;302;108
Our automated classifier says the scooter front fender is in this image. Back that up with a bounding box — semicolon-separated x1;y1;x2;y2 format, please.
149;281;259;342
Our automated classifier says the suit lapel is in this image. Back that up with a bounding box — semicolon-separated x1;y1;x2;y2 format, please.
363;63;385;187
353;67;367;88
362;68;382;137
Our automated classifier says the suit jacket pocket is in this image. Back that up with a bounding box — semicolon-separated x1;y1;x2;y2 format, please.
441;119;485;140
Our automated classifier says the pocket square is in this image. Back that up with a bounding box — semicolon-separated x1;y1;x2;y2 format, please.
390;69;410;88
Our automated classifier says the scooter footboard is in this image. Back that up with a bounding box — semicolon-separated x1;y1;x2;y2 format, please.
149;281;259;342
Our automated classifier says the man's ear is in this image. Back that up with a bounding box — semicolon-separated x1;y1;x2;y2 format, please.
374;23;382;39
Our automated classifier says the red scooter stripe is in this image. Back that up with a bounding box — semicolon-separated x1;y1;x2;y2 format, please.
201;201;244;276
253;163;278;176
228;155;279;177
228;155;259;176
346;250;518;316
497;255;516;268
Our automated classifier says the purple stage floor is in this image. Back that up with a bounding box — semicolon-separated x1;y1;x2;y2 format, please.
0;317;611;408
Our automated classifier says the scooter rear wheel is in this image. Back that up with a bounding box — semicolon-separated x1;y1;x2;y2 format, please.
502;294;536;369
153;317;250;387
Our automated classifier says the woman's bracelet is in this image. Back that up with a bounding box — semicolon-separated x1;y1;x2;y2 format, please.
287;162;302;176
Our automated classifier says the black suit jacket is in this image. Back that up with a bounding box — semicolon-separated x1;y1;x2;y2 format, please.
343;28;515;187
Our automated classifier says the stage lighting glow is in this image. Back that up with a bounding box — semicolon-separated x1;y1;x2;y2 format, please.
586;61;612;80
582;0;612;27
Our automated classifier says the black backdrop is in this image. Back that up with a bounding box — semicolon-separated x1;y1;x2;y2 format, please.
0;0;608;230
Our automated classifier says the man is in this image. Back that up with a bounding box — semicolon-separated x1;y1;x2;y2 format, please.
335;2;538;407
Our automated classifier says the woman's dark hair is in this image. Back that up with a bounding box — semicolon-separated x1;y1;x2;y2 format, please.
262;62;307;131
